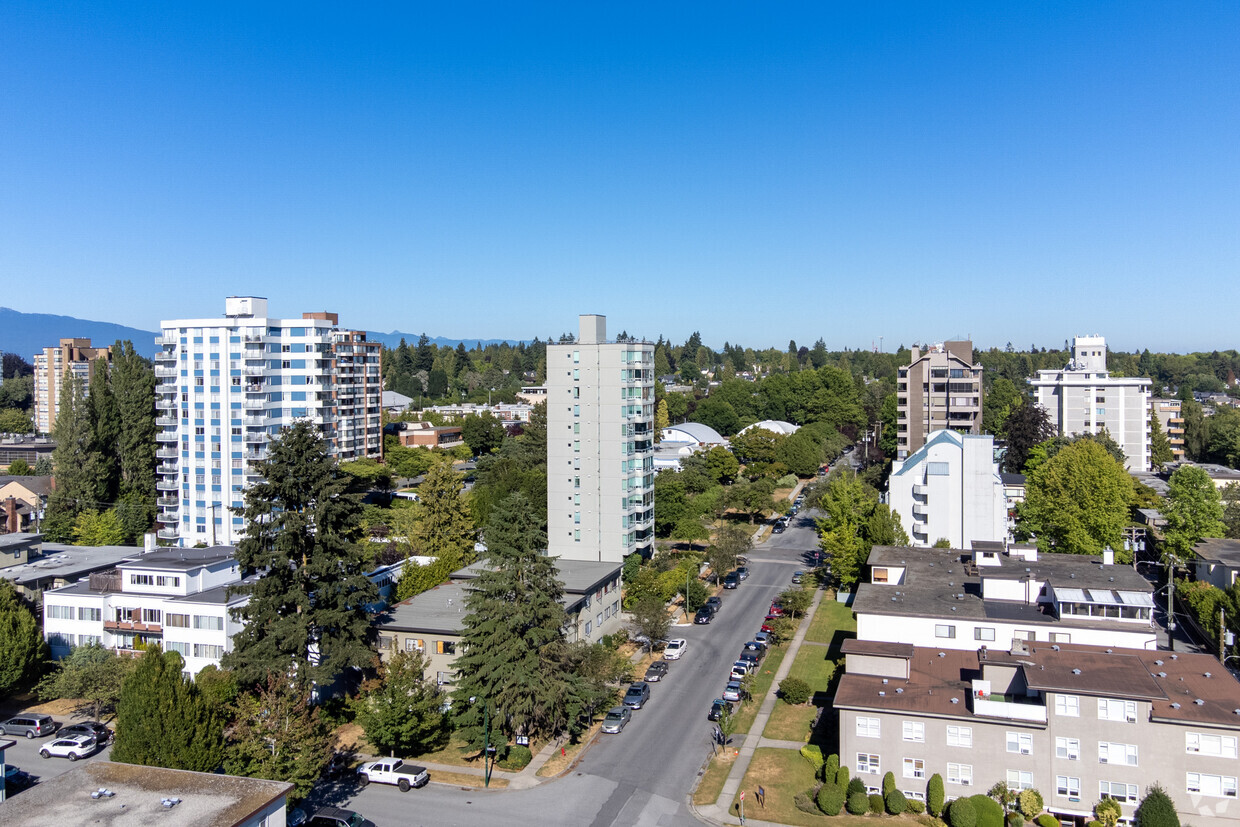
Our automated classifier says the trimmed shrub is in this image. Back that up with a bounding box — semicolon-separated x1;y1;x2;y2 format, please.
886;789;910;815
824;753;840;782
883;771;897;796
1095;797;1122;827
949;797;978;827
1007;814;1024;827
969;794;1005;827
928;774;946;817
1136;785;1180;827
800;744;825;774
847;791;870;815
818;784;846;816
869;793;886;814
780;677;812;705
1086;821;1103;827
848;777;868;797
796;789;822;814
1018;790;1044;819
837;766;851;787
1036;816;1058;827
907;798;926;815
496;744;532;770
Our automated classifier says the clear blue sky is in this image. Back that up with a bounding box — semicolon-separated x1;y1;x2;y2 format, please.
2;2;1236;353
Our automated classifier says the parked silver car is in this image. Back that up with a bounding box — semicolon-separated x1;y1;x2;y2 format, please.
0;714;59;739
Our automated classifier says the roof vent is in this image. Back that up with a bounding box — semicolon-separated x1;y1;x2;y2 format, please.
1155;659;1164;666
1234;709;1240;715
1072;668;1082;675
878;690;886;696
1069;574;1075;579
892;596;898;602
162;797;182;809
91;789;115;800
1106;649;1113;654
1159;672;1167;678
1109;577;1115;582
896;688;904;694
1205;672;1213;679
883;678;889;684
1195;699;1205;706
938;652;946;658
951;697;960;704
1025;568;1031;573
1171;654;1179;659
1052;644;1060;651
1171;702;1181;709
951;607;957;612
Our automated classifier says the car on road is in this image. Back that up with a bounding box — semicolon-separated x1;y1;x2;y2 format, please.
623;682;651;709
722;572;739;590
39;734;97;761
663;638;687;660
707;699;734;721
772;522;785;534
60;721;113;745
307;807;377;827
736;566;749;580
705;596;723;613
644;661;669;682
357;758;430;791
753;630;771;645
730;661;752;680
738;652;761;669
743;639;767;655
791;571;804;584
601;706;631;734
694;607;713;624
0;714;59;739
767;602;786;617
760;621;776;634
722;681;744;702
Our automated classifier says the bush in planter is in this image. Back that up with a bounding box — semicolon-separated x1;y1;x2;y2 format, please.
869;793;886;814
907;798;926;815
1018;789;1044;819
848;777;867;797
886;789;909;815
496;744;532;771
847;791;870;815
780;677;812;705
1036;816;1058;827
948;797;977;827
818;784;846;816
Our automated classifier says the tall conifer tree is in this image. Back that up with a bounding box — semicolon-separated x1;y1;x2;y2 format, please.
111;648;223;772
43;371;93;541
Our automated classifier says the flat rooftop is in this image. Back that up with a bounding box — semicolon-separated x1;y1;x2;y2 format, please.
377;581;472;635
452;557;621;594
0;543;140;587
118;546;236;571
0;760;290;827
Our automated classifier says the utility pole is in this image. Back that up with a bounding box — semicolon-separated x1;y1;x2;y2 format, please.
1167;554;1177;652
1221;607;1227;661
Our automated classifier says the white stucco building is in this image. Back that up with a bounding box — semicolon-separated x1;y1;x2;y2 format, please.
155;297;382;546
546;315;655;563
1028;335;1152;472
42;547;247;677
888;430;1007;548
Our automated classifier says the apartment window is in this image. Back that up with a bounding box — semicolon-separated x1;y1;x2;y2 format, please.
1097;699;1138;722
1187;732;1239;758
77;607;102;622
1098;742;1138;766
1186;773;1238;798
856;753;880;774
1007;770;1034;791
1055;695;1080;717
946;726;972;748
192;615;224;631
156;576;181;587
1050;632;1071;643
1007;732;1033;755
1055;737;1080;760
165;613;189;628
193;643;224;659
584;621;592;636
47;604;74;620
856;717;881;738
935;624;956;639
435;640;456;655
947;763;972;786
142;608;163;624
437;671;452;686
903;758;926;779
165;641;190;656
872;568;889;583
1099;781;1138;803
903;721;924;742
974;627;995;642
1055;776;1080;797
130;574;155;586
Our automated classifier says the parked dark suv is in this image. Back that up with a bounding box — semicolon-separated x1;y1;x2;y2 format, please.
0;715;59;739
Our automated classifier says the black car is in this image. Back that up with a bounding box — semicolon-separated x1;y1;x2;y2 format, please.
644;661;669;682
60;721;113;745
307;807;377;827
772;522;785;534
738;651;761;668
623;682;651;709
722;572;739;590
705;596;723;613
694;607;713;624
708;698;734;721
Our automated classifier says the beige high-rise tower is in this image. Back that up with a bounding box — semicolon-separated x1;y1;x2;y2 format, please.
546;315;655;563
896;340;983;460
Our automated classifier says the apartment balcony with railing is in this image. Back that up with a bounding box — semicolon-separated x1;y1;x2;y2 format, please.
156;510;179;525
156;477;180;491
157;496;179;508
154;366;178;378
156;448;178;460
157;527;180;541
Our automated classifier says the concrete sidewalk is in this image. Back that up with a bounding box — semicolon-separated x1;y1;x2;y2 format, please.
693;584;827;826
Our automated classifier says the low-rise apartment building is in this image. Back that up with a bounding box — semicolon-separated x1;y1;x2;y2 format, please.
854;544;1156;651
836;639;1240;825
41;547;247;677
888;431;1008;548
1154;399;1186;462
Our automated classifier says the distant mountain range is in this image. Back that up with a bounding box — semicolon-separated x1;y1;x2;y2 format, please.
0;307;520;363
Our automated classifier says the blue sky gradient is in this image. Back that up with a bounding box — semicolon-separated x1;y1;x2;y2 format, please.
1;2;1236;352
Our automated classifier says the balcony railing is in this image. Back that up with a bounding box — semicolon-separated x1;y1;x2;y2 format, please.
156;478;180;491
156;416;178;427
156;511;179;525
157;462;179;474
156;528;180;540
156;449;178;460
154;366;178;378
104;619;163;634
972;695;1047;723
156;430;179;443
156;496;179;507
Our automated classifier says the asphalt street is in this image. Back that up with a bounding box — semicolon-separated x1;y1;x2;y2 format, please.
320;510;822;827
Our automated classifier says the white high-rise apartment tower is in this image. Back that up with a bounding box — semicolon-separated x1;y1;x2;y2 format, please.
547;315;655;563
1028;334;1152;472
154;297;382;546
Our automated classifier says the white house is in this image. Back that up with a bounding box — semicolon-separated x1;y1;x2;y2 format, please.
888;430;1007;548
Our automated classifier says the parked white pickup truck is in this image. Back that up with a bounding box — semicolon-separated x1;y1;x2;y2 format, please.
357;758;430;791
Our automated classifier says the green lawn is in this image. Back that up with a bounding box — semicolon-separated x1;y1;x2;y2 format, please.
787;642;838;689
805;597;856;647
732;645;787;735
763;701;818;742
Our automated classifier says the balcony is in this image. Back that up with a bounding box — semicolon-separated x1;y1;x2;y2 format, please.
244;366;265;376
156;528;180;540
156;429;179;443
972;694;1047;723
244;432;267;444
243;416;267;427
156;382;178;395
156;496;179;508
244;383;265;393
912;503;929;518
156;398;177;410
156;478;180;491
104;618;164;634
156;448;178;460
156;510;179;525
245;451;266;461
912;484;928;496
243;399;265;411
158;462;179;474
244;335;264;344
156;416;178;427
154;366;178;378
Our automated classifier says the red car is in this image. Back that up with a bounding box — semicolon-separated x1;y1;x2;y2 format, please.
760;621;775;634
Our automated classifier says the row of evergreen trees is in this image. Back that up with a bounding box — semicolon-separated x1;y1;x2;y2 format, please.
42;341;156;545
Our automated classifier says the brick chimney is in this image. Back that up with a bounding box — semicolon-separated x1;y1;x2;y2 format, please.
4;496;17;534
